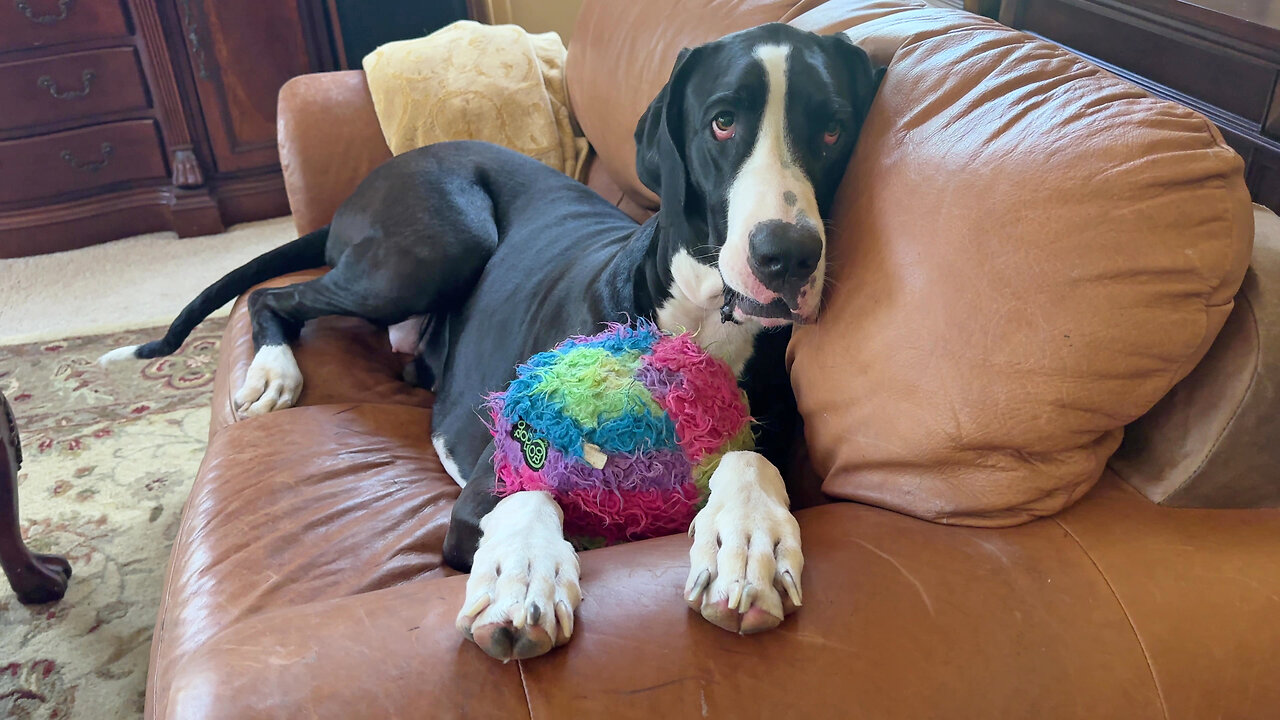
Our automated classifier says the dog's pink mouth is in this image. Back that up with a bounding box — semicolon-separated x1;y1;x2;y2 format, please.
720;288;815;326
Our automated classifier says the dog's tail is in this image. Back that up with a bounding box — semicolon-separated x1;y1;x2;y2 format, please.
99;226;330;365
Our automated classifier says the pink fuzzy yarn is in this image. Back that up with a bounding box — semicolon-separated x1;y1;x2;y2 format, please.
644;333;751;463
487;322;752;547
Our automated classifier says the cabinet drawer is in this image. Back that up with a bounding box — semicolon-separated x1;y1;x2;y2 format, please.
0;47;149;132
0;120;167;203
0;0;130;54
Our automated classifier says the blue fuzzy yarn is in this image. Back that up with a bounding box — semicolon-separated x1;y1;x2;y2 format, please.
495;323;678;459
552;321;664;356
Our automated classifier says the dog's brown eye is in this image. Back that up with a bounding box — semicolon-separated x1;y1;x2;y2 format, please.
712;112;736;141
822;122;841;145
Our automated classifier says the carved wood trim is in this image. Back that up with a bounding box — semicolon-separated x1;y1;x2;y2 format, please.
171;147;203;187
126;0;208;187
128;0;191;146
175;0;210;79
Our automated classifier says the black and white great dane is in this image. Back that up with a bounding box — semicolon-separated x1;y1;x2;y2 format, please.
103;23;883;661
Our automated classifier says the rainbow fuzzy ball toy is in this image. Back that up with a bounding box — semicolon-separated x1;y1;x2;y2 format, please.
485;320;754;548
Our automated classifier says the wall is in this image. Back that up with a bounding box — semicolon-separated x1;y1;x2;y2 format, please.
482;0;585;42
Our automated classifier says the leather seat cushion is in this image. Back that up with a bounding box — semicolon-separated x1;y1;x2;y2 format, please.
156;473;1280;720
209;270;435;437
148;402;460;719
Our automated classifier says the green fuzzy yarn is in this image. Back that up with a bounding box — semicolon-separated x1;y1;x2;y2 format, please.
529;348;663;431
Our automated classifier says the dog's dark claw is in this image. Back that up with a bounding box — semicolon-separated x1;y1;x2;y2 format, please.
685;568;711;604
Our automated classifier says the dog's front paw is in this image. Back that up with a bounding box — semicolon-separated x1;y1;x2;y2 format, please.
234;345;302;417
457;491;581;661
685;451;803;634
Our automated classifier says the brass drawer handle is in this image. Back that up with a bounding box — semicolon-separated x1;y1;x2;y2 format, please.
61;142;113;173
14;0;73;24
37;69;94;99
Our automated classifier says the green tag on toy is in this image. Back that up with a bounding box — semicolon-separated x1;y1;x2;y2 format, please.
510;419;548;471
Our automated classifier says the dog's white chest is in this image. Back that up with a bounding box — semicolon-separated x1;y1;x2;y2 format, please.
656;249;759;376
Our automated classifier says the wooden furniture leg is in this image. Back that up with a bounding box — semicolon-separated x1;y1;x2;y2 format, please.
0;391;71;604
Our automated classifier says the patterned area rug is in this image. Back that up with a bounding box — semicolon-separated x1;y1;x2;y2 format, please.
0;319;226;720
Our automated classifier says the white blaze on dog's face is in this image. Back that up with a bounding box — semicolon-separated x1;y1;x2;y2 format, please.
636;25;882;333
720;44;825;327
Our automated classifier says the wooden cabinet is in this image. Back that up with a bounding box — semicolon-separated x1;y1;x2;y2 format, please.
0;0;336;257
998;0;1280;214
0;119;167;202
0;0;131;51
0;47;150;131
174;0;329;173
0;0;476;257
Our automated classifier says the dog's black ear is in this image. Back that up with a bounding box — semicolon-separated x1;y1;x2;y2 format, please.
827;33;885;125
634;47;698;203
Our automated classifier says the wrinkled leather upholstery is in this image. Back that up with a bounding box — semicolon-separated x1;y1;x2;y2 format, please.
208;271;434;437
785;3;1253;525
148;404;459;720
153;418;1280;719
148;1;1280;718
277;73;394;236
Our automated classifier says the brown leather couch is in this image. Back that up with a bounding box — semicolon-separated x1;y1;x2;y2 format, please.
145;1;1280;718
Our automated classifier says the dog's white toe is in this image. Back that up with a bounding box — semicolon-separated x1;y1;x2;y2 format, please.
457;491;581;661
234;345;303;417
97;345;140;367
686;451;803;634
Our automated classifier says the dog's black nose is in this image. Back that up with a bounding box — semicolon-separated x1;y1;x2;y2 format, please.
748;220;823;299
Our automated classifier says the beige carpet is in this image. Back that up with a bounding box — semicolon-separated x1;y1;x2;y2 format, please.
1;219;291;719
1;321;226;719
0;216;297;344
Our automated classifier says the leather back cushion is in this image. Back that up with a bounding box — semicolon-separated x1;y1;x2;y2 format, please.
790;8;1253;524
567;0;806;210
569;0;1253;525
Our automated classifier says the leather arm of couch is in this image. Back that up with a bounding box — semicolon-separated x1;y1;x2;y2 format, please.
158;476;1280;720
277;71;392;236
1110;204;1280;508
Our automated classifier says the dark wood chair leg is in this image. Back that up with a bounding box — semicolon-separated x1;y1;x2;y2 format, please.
1;390;71;604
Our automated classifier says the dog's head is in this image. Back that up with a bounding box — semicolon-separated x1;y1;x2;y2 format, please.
636;24;883;327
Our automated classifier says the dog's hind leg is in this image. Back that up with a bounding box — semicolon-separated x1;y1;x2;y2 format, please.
236;192;499;416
